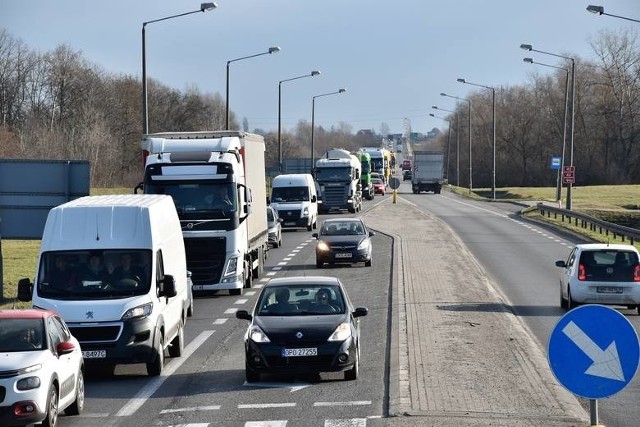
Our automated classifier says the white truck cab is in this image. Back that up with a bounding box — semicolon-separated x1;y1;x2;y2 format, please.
270;174;318;231
18;195;193;376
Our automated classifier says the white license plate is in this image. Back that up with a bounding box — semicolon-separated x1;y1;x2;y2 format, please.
192;285;204;291
281;347;318;357
82;350;106;359
335;252;352;258
284;222;296;226
597;286;623;294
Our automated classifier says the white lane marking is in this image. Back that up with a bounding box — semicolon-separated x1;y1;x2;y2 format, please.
291;250;300;253
212;318;227;325
325;419;367;427
266;272;277;276
242;381;311;391
259;278;270;282
77;413;110;417
245;421;287;427
116;330;215;416
235;298;249;304
245;291;257;296
313;401;372;407
238;403;297;409
224;308;238;314
255;284;265;288
283;257;293;261
160;405;221;414
278;262;287;266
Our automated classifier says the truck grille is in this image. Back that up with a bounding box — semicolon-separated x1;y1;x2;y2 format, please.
68;324;122;343
321;186;348;207
184;237;227;286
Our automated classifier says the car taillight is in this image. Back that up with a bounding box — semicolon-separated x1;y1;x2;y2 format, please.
578;264;587;281
634;264;640;282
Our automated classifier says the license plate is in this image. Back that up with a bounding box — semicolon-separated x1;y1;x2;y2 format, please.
192;285;204;291
82;350;106;359
281;347;318;357
284;222;296;226
597;286;623;294
335;252;352;258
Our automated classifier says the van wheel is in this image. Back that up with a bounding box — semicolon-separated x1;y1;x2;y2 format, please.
307;223;312;231
147;334;164;376
187;295;194;317
168;322;184;358
230;288;242;296
42;384;59;427
65;369;84;416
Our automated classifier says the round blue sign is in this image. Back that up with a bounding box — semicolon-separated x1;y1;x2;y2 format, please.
548;305;640;399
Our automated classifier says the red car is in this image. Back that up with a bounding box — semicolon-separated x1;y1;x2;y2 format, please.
372;178;386;195
402;159;411;171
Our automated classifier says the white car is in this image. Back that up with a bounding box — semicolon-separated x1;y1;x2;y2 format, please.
555;243;640;311
0;309;84;426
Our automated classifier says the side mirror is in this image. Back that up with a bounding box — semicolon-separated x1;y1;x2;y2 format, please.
311;195;317;203
312;233;319;239
57;340;76;355
555;260;567;268
369;231;375;237
353;307;368;318
17;278;33;302
235;310;252;321
160;274;177;298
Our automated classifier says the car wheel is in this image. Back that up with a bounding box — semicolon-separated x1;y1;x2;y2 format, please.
146;334;165;376
344;348;359;381
567;287;578;311
42;384;59;427
168;321;184;358
316;259;323;269
365;259;372;267
65;369;85;416
246;362;260;383
560;288;568;310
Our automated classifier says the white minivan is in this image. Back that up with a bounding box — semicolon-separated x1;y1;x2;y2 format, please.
18;194;193;376
270;174;318;231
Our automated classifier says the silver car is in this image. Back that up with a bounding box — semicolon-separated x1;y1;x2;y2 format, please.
267;206;283;248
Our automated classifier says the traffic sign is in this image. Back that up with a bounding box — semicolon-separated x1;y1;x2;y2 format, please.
388;177;400;190
548;305;640;399
562;165;575;184
550;156;561;170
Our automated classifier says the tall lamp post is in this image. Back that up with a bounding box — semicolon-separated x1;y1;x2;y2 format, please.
226;46;281;129
142;2;217;134
521;43;575;209
523;57;570;203
311;89;346;172
457;78;496;200
278;70;321;173
432;106;460;186
587;5;640;23
429;113;452;184
441;93;472;192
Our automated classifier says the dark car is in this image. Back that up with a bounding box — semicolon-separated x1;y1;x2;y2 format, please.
235;276;368;382
312;218;374;268
403;169;412;181
267;205;283;248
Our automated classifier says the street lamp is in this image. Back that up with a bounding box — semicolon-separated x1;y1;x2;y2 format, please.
142;2;217;134
457;78;496;200
523;57;570;203
311;89;346;172
278;70;321;173
432;105;460;186
521;43;575;209
587;5;640;23
441;92;472;192
226;46;281;129
429;113;453;184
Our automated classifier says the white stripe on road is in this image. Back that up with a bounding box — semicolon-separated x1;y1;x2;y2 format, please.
212;318;227;325
245;421;287;427
325;419;367;427
238;403;297;409
160;405;221;414
313;401;372;407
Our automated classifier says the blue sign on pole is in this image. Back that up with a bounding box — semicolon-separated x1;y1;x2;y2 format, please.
550;156;561;170
548;305;640;399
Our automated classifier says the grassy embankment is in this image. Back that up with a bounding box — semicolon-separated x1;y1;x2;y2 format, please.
2;185;639;308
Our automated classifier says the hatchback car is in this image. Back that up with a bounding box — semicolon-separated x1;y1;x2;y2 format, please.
313;218;374;268
403;170;412;181
372;178;386;195
0;309;84;426
267;205;283;248
555;243;640;312
235;276;368;382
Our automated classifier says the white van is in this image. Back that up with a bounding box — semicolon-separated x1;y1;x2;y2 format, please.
18;194;193;376
269;174;318;231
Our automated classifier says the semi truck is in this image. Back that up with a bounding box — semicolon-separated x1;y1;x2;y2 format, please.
315;148;362;213
359;152;374;200
360;147;390;185
412;151;445;194
137;131;268;296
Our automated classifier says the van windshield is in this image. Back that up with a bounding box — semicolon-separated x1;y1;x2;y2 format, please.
271;186;309;202
37;250;152;299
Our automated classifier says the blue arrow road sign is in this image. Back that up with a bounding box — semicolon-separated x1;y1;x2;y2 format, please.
548;305;640;399
550;156;561;170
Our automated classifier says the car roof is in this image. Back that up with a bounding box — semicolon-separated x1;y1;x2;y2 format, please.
575;243;639;252
321;218;363;224
264;276;341;288
0;309;56;320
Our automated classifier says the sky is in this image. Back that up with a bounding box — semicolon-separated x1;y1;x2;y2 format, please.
2;0;639;136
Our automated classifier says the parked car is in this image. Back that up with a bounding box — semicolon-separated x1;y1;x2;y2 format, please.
312;218;374;268
235;276;368;382
0;309;84;426
555;243;640;311
372;178;386;195
267;205;283;248
403;170;412;181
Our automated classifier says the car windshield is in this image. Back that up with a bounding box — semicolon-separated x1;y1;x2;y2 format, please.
37;250;152;300
0;318;45;352
256;284;345;316
321;221;365;236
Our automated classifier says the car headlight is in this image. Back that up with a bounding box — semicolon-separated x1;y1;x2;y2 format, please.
17;375;41;391
122;302;153;320
328;323;352;342
248;325;271;343
357;239;370;250
317;241;330;252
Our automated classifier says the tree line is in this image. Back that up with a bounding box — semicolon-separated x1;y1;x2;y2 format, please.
0;28;638;188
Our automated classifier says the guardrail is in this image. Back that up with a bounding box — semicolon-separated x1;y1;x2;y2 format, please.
536;203;640;245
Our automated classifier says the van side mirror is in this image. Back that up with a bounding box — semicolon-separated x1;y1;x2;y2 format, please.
311;195;317;203
17;278;33;302
159;274;177;298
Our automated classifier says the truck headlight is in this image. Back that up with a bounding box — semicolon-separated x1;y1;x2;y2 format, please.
225;257;239;277
122;303;153;320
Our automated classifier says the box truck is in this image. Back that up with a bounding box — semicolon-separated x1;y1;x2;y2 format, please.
412;151;445;194
136;131;268;296
18;194;193;376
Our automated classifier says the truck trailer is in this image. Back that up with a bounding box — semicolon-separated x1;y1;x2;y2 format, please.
412;151;444;194
138;131;268;296
315;148;362;213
